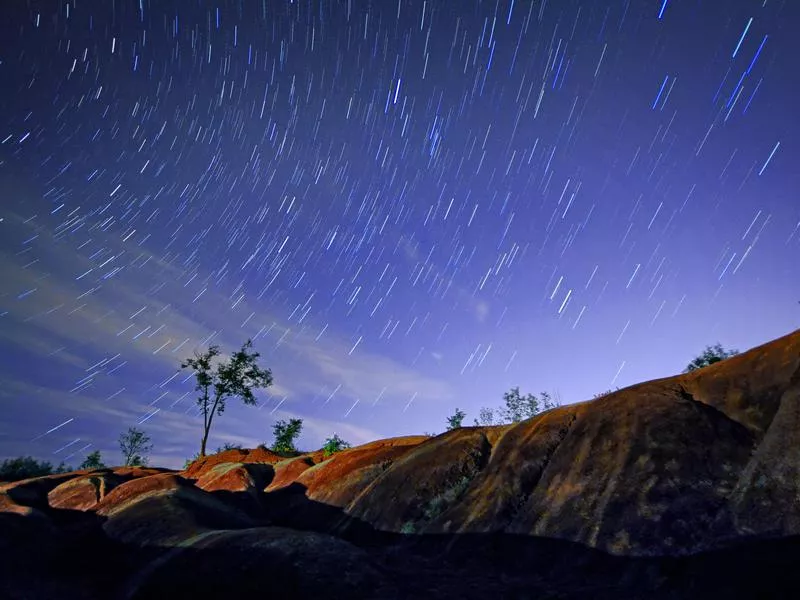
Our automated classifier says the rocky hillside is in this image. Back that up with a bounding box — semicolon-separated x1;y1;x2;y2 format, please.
2;328;800;599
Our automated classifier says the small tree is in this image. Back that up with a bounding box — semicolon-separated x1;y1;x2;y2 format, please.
684;343;739;373
119;427;153;466
473;406;496;426
499;386;540;423
181;339;274;457
322;433;351;458
446;408;466;430
271;418;303;455
539;390;562;411
0;456;54;482
80;450;106;470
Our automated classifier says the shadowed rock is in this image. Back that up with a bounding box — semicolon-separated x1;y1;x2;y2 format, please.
265;455;317;492
96;473;255;546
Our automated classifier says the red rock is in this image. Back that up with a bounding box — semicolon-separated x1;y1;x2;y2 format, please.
182;446;284;479
48;472;126;511
337;329;800;556
0;491;48;518
0;472;86;509
265;456;316;492
195;461;274;495
2;329;800;597
96;473;193;515
96;472;254;546
296;435;428;507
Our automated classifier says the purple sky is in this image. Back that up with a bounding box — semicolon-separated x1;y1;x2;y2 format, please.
1;0;798;469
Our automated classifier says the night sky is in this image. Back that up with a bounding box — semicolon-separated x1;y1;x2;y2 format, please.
1;0;798;469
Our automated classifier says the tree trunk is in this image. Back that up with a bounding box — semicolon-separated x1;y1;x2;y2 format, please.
200;394;222;458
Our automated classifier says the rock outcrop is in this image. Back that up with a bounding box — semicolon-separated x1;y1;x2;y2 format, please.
2;328;800;598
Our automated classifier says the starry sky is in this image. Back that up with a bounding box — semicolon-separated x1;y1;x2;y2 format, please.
1;0;798;469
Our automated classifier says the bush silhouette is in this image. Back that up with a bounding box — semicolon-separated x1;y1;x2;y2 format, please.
684;343;739;373
474;387;552;425
79;450;105;470
271;418;303;455
446;408;466;430
322;433;351;458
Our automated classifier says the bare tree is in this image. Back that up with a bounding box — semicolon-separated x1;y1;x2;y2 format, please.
181;339;273;457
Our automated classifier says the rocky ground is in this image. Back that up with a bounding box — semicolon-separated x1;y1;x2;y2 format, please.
2;328;799;599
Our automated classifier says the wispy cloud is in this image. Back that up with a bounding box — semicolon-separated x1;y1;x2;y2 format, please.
0;207;455;466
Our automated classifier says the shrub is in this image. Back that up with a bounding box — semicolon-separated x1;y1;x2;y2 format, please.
322;433;351;458
215;443;244;453
422;475;472;522
540;391;562;411
499;387;540;423
473;407;496;426
684;343;739;373
271;418;303;455
474;387;548;425
400;521;417;534
446;408;466;430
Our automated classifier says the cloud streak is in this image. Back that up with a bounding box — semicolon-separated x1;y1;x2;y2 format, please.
0;206;455;466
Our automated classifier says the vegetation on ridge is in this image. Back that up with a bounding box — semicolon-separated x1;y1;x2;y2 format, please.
0;456;72;482
322;433;351;457
684;343;739;372
1;340;743;477
269;418;304;455
79;450;105;470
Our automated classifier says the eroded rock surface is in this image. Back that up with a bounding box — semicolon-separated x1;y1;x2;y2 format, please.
2;328;800;598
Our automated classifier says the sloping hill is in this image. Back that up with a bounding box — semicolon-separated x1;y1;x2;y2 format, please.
2;328;799;598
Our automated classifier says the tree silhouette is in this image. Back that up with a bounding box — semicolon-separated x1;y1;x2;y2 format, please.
473;406;496;426
80;450;105;470
0;457;54;482
271;418;303;455
322;433;351;458
119;427;153;466
684;343;739;373
182;339;273;457
446;408;466;430
499;386;540;423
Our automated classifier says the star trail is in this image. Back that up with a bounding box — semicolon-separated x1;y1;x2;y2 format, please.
1;0;798;468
